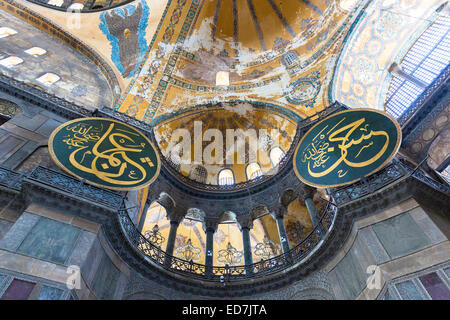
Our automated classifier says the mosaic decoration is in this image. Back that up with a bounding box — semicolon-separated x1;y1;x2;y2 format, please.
100;0;149;78
286;71;321;108
253;236;281;260
294;109;402;188
175;238;201;262
115;0;356;122
217;242;243;266
49;118;160;191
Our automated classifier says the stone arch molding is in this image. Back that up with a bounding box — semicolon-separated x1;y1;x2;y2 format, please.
330;0;445;110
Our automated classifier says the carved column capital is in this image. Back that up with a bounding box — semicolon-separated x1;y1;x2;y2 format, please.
270;205;287;220
299;185;316;200
236;214;253;230
166;207;186;224
156;192;175;212
203;217;219;233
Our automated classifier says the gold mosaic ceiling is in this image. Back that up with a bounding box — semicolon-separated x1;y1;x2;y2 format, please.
154;102;297;184
117;0;355;123
192;0;333;57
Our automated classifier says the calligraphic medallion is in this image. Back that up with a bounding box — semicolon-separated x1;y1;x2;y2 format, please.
294;109;401;188
49;117;160;191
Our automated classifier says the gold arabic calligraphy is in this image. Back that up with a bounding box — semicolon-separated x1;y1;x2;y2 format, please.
301;117;389;178
61;122;154;186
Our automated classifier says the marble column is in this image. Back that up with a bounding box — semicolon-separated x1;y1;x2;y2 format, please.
203;218;218;276
163;208;184;267
302;186;320;227
272;206;290;254
237;216;254;274
165;220;179;258
241;227;253;267
137;202;150;232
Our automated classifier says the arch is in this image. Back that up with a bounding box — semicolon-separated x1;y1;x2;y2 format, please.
218;211;237;223
218;168;235;185
269;146;285;167
385;11;450;119
189;165;208;183
246;162;263;180
330;0;444;111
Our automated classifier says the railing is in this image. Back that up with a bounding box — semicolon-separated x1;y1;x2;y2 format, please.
118;200;336;282
3;158;448;282
330;159;407;205
330;159;450;205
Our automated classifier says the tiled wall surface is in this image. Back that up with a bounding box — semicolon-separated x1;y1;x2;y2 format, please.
0;204;129;300
327;201;449;300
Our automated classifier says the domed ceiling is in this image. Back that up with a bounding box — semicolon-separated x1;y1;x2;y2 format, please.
154;101;297;184
114;0;359;122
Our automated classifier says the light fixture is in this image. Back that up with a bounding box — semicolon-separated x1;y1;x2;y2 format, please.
174;218;201;261
175;238;201;262
217;223;243;265
254;236;281;260
144;205;165;247
144;224;165;247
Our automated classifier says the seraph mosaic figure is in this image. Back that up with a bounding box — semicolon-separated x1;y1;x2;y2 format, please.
100;0;149;78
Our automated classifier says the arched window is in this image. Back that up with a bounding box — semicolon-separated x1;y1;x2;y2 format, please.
36;73;60;86
218;168;235;185
189;165;207;183
246;162;263;180
141;201;169;249
0;27;17;38
269;147;285;167
0;56;23;68
385;12;450;119
47;0;64;6
24;47;46;57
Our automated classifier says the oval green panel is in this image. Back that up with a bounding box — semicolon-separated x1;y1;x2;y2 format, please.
293;109;401;188
49;117;160;191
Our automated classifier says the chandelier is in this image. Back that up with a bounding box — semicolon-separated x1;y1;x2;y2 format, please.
254;236;281;260
143;224;165;247
217;242;243;266
175;238;201;262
